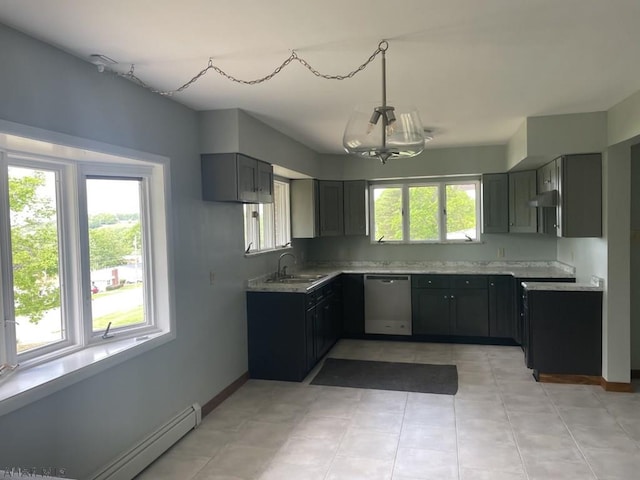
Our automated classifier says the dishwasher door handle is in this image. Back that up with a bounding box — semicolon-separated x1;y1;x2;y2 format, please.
365;275;410;282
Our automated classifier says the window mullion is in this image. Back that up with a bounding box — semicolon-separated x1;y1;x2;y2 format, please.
76;166;93;344
0;151;17;365
402;185;410;243
439;183;447;242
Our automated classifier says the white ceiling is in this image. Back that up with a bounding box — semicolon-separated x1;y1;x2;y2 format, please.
1;0;639;154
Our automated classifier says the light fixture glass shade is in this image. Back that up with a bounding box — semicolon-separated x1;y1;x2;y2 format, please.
343;104;426;163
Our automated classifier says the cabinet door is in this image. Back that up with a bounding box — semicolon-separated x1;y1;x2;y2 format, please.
305;306;317;372
291;179;319;238
536;161;558;235
342;274;365;337
329;285;342;347
488;276;515;338
319;181;344;236
481;173;509;233
257;161;274;203
451;289;489;336
315;296;332;359
557;154;602;238
343;180;368;236
411;289;450;335
508;170;537;233
237;154;259;203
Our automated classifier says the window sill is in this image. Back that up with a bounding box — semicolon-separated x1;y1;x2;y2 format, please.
0;331;174;416
370;240;483;245
244;245;293;258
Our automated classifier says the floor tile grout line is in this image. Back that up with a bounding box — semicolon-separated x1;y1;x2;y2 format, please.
453;379;461;480
597;387;640;453
541;384;599;480
489;350;531;480
390;390;410;480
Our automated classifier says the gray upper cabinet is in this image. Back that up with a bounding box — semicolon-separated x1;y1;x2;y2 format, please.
256;161;274;203
291;179;320;238
556;153;602;237
343;180;369;236
508;170;537;233
319;180;344;237
292;179;368;238
536;161;558;234
481;173;509;234
201;153;273;203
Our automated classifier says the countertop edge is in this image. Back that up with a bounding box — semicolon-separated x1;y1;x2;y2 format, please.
247;262;576;293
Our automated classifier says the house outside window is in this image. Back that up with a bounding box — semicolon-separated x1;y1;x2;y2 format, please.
0;143;173;371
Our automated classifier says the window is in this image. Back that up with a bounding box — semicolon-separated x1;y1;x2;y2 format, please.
244;179;291;253
370;179;480;243
0;140;173;373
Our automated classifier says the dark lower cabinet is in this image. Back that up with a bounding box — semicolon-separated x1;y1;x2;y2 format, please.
524;289;602;378
411;275;488;337
315;283;342;360
342;274;365;337
412;288;450;335
452;289;489;336
514;277;576;345
488;275;515;338
247;278;342;382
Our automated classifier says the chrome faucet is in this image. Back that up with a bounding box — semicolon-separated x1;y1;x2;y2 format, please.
277;252;296;278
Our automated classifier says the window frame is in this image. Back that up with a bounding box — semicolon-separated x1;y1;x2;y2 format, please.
369;177;481;244
244;177;292;254
0;133;174;381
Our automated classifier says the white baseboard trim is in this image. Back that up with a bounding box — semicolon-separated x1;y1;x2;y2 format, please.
91;403;202;480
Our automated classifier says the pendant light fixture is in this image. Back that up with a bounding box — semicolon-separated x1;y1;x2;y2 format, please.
342;41;427;164
94;40;428;164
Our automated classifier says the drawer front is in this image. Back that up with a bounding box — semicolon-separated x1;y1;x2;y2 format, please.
412;275;450;289
453;275;488;289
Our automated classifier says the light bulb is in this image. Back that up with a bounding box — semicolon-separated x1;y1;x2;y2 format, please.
366;122;376;135
386;123;395;136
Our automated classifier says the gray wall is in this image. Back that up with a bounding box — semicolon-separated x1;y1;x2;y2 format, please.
317;145;508;180
305;233;557;263
631;144;640;370
0;22;305;477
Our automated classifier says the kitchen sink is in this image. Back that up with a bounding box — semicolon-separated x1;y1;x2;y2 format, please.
265;273;328;284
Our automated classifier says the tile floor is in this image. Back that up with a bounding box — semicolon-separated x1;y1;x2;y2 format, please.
137;340;640;480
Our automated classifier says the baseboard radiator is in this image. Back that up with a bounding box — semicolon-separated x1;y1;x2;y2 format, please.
91;403;202;480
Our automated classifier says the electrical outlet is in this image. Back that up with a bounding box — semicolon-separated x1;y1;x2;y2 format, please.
497;247;505;258
209;271;215;285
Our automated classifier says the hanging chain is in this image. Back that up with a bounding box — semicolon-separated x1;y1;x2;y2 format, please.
114;40;389;97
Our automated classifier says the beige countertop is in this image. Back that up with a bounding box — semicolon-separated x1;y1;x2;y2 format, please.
247;261;575;293
522;281;603;292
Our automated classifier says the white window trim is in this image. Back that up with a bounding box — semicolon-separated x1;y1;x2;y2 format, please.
0;121;175;417
369;177;482;245
243;178;292;255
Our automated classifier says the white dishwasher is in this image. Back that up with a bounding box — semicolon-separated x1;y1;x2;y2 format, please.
364;274;412;335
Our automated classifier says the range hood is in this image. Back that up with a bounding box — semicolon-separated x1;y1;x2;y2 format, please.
529;189;558;207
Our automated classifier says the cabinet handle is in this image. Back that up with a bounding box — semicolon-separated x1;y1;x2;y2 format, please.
490;282;495;286
450;295;455;299
509;222;514;226
443;295;448;299
465;280;470;284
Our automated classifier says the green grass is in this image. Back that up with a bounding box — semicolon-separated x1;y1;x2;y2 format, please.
92;283;142;299
93;305;144;330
